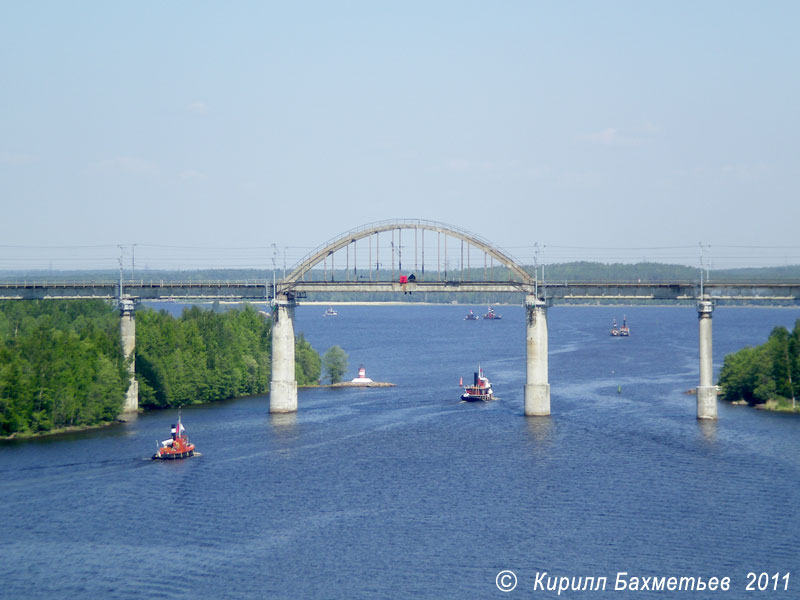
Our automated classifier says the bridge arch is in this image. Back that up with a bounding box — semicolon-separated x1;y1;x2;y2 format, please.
270;219;548;417
283;219;533;285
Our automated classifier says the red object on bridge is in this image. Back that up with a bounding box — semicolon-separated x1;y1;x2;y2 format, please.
399;275;408;284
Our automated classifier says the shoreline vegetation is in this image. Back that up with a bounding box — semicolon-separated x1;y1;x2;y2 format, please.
723;394;800;413
718;319;800;414
0;301;324;438
0;300;130;438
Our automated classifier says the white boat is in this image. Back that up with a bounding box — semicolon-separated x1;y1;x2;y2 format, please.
610;318;620;336
324;306;338;317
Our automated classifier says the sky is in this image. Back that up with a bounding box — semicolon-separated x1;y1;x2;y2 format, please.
1;1;798;270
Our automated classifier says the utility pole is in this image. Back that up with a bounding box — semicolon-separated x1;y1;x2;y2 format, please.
541;244;547;300
271;243;278;299
699;242;706;298
117;245;124;300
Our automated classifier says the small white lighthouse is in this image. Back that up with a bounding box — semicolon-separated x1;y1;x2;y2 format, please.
351;364;374;384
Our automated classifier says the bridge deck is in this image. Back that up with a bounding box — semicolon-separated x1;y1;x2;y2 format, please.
0;280;799;303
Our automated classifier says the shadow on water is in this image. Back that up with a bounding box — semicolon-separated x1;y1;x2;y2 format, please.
697;418;718;443
269;411;298;434
525;415;555;446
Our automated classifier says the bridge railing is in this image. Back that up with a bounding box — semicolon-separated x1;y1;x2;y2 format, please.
0;279;269;288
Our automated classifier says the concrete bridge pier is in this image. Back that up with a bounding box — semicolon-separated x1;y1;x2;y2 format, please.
119;296;139;413
270;294;298;413
697;297;717;420
525;295;550;416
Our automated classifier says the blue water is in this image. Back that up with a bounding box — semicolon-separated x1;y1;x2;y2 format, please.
1;305;798;598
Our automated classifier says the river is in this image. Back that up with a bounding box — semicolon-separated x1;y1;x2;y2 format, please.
1;304;798;598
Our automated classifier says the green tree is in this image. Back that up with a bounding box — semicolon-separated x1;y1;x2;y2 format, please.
322;345;348;384
135;303;296;408
296;334;321;385
766;326;792;399
719;320;800;409
0;299;128;435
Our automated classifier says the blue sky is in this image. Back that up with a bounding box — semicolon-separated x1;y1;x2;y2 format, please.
1;1;798;269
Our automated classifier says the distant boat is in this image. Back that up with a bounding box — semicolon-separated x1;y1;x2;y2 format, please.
610;318;620;336
619;316;630;336
324;306;338;317
461;367;495;402
483;306;502;320
465;309;478;320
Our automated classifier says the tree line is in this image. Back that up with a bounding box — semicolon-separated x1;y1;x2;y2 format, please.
0;300;129;435
718;320;800;411
135;305;320;408
0;301;325;436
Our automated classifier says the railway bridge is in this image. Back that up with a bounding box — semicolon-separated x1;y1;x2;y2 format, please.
4;219;800;420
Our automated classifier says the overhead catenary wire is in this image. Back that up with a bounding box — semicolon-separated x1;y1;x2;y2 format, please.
3;240;800;274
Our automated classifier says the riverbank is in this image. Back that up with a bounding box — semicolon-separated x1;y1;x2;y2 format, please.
685;389;798;414
755;399;800;413
330;381;396;388
721;396;800;414
0;419;126;441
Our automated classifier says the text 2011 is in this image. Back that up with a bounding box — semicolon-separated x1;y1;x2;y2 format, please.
745;572;790;591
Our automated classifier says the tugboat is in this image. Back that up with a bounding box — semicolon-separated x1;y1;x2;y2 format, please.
460;367;495;402
152;413;195;460
465;309;478;320
619;316;630;336
610;318;620;336
324;306;338;317
483;306;502;320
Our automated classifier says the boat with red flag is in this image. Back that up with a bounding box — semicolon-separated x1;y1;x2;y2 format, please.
619;316;630;336
460;367;495;402
152;413;196;460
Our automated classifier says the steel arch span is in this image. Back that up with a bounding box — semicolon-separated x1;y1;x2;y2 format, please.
283;219;534;285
